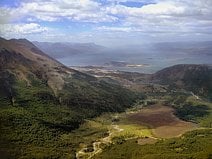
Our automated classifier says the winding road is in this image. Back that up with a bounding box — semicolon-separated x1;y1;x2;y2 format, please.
76;124;123;159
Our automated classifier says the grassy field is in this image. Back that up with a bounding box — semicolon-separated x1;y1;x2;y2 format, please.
112;124;152;138
108;112;153;139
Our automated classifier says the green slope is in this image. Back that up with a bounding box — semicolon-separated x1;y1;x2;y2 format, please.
0;38;140;158
96;129;212;159
0;69;139;158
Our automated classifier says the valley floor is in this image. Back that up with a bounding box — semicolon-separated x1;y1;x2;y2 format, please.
75;101;201;159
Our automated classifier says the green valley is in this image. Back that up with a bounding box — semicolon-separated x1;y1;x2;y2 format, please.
0;37;211;159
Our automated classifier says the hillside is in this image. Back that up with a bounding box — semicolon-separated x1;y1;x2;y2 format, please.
0;37;137;108
0;37;74;94
0;37;138;158
151;64;212;99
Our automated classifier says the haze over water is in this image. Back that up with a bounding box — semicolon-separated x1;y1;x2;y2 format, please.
59;44;212;73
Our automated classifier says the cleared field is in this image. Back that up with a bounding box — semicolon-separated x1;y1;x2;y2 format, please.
127;104;196;138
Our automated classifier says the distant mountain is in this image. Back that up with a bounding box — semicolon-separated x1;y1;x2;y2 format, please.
33;41;106;59
152;64;212;98
153;41;212;56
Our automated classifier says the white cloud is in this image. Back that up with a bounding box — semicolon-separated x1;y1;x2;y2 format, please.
0;0;212;44
106;0;211;18
105;0;212;35
137;2;185;15
3;0;117;23
0;23;48;36
96;26;133;32
106;2;187;16
0;7;11;24
2;0;212;25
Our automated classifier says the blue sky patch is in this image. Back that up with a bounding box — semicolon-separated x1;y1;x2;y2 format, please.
0;0;20;7
119;1;155;8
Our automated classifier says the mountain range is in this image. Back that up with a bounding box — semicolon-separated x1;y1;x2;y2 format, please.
33;41;106;59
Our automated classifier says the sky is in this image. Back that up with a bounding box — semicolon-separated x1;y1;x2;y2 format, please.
0;0;212;46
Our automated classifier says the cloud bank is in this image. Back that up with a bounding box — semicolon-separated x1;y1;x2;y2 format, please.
0;0;212;45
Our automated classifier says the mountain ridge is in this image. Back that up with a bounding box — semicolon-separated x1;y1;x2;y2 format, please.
33;41;106;59
151;64;212;98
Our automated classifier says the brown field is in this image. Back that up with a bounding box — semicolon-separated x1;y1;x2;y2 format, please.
137;137;157;145
128;104;196;138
